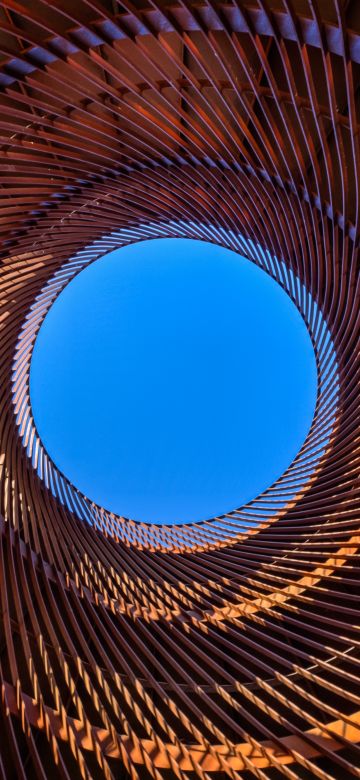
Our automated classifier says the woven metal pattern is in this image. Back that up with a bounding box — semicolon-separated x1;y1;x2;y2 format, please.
0;1;359;777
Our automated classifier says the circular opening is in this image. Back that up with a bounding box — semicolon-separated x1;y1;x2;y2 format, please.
30;238;317;524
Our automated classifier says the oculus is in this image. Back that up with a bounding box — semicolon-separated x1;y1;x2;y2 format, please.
29;238;317;525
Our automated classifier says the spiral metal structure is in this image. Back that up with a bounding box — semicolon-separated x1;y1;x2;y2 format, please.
0;1;359;778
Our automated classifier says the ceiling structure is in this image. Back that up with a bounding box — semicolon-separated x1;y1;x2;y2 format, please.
0;1;359;778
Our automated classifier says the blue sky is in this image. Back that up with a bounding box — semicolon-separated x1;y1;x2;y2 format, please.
30;238;317;524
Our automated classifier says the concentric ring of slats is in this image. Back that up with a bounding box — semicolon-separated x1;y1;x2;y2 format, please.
12;221;339;549
0;1;359;779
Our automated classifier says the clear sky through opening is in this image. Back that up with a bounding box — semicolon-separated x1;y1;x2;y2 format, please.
30;238;317;524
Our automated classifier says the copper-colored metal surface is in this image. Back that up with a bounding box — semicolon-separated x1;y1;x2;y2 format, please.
0;1;359;778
